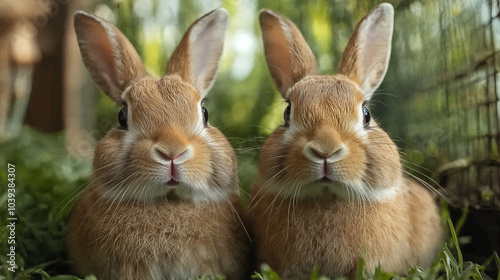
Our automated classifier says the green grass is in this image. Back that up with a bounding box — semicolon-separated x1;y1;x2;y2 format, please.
0;128;91;279
0;128;499;280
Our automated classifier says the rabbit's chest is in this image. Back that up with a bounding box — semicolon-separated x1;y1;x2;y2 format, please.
253;193;411;276
76;197;236;260
70;194;247;279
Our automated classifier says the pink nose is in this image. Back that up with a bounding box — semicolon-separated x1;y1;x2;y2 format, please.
155;148;187;161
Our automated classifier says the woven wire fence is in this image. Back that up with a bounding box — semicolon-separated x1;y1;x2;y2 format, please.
386;0;500;209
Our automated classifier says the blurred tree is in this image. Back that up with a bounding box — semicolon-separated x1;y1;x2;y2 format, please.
25;2;70;132
0;0;46;138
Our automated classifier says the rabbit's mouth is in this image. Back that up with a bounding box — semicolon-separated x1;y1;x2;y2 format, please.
316;176;334;184
166;179;180;186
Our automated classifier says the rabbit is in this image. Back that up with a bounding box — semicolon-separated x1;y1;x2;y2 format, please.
249;3;443;279
67;8;250;280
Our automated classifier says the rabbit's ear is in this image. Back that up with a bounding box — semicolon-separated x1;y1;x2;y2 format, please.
336;3;393;99
259;9;319;98
74;11;147;104
165;8;228;98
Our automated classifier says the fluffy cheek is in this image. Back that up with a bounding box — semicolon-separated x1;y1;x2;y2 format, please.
258;128;288;184
183;136;212;183
92;129;156;201
93;129;127;182
127;138;158;180
364;129;402;189
335;140;367;182
284;135;312;181
259;128;313;184
204;129;238;191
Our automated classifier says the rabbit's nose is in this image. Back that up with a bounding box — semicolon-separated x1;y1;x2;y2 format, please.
153;145;194;164
304;142;346;162
303;126;347;162
155;148;186;161
310;145;341;159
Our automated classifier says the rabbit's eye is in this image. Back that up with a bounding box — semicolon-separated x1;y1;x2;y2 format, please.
118;106;128;128
283;104;291;126
362;105;371;127
202;106;209;125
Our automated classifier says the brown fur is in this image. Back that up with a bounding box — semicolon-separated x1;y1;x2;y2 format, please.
68;189;248;280
74;12;147;103
260;10;319;95
250;178;441;279
251;4;442;279
336;5;393;96
166;9;228;96
68;8;249;280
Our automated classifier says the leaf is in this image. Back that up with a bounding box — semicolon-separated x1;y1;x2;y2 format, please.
258;264;282;280
308;267;330;280
251;272;264;280
49;275;85;280
22;260;59;274
309;267;319;280
355;257;366;280
441;243;455;279
495;252;500;280
454;207;469;239
39;270;51;280
447;218;463;273
372;262;395;280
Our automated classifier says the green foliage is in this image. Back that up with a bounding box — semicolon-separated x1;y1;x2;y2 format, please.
438;219;496;280
0;260;96;280
0;128;91;278
252;264;282;280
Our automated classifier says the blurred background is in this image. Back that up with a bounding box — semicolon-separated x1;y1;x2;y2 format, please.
0;0;498;278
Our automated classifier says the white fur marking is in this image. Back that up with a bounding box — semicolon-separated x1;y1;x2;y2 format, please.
283;105;302;144
352;105;368;142
121;84;132;99
192;100;213;147
122;106;138;151
264;179;400;202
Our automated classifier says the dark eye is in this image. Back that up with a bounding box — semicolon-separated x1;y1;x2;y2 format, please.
283;104;291;126
118;106;128;128
202;106;209;125
362;105;371;127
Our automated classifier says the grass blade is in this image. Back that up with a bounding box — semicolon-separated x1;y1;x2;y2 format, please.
496;252;500;280
453;207;469;239
447;218;463;273
355;257;366;280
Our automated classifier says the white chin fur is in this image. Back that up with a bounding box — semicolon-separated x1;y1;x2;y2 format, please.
173;181;227;203
99;180;226;204
264;179;401;202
